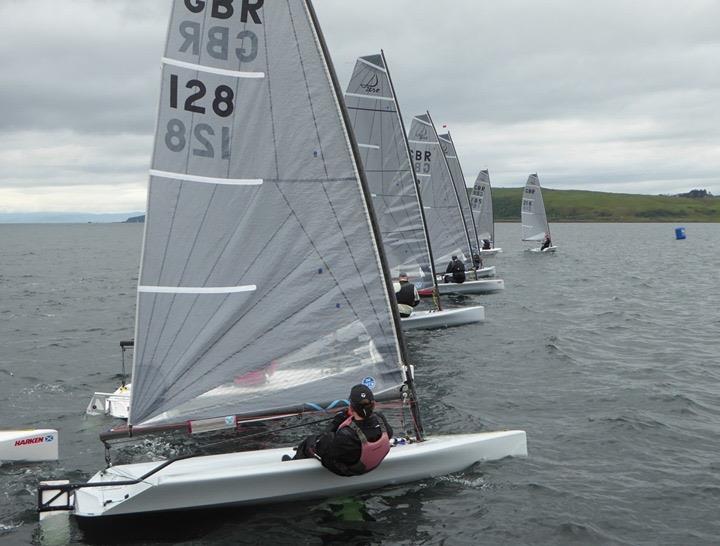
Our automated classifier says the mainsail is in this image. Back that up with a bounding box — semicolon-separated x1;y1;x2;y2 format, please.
408;113;473;267
344;53;437;290
129;0;406;427
521;173;550;241
438;132;480;252
470;169;494;243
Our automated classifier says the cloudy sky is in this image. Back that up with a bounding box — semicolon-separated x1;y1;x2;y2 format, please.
1;0;718;213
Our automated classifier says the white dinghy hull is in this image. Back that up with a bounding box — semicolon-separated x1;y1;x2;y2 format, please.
401;306;484;330
478;248;502;257
472;266;495;278
86;384;131;419
1;429;58;462
42;431;526;519
437;279;504;295
528;246;558;253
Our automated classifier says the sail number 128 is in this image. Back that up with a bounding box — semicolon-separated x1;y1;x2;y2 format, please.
169;74;234;117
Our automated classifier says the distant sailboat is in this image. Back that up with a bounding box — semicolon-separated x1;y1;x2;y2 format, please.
470;170;502;256
344;52;484;329
39;0;525;522
408;113;504;295
438;133;497;275
522;174;557;252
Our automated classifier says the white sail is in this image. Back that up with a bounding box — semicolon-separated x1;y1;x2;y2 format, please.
408;113;473;267
344;53;437;289
521;173;550;241
129;0;406;427
438;132;480;252
470;169;494;243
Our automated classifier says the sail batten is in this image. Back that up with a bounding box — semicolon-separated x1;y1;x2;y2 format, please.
129;0;405;428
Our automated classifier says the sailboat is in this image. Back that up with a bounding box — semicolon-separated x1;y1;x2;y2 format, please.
522;174;557;252
38;0;526;521
408;113;504;296
438;132;497;276
470;170;502;256
344;52;484;330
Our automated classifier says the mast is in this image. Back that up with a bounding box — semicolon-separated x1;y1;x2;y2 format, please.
306;2;423;437
381;50;441;311
426;112;476;276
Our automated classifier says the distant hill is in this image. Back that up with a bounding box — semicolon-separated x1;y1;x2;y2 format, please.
486;188;720;222
0;212;145;224
125;215;145;223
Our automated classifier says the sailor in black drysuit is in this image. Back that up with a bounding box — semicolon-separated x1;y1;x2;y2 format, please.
482;239;492;250
472;252;483;270
286;384;393;476
445;255;466;284
540;233;552;251
395;272;420;317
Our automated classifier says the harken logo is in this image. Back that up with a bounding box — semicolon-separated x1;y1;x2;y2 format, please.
360;73;380;94
14;435;47;447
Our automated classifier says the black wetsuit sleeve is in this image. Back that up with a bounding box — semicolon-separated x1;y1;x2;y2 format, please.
445;261;453;273
378;412;393;439
328;410;348;432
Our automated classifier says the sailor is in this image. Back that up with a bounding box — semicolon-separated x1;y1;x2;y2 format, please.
285;384;393;476
444;255;466;284
482;239;492;250
472;252;483;270
540;233;552;251
395;272;420;317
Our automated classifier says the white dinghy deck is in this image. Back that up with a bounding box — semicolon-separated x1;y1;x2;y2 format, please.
40;431;526;519
420;279;505;296
401;306;484;330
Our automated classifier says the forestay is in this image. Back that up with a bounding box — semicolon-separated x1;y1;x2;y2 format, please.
129;0;405;428
408;114;472;267
521;173;550;241
470;170;494;243
438;133;479;252
344;53;436;289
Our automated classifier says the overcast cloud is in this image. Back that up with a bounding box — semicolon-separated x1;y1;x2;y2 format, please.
1;0;718;213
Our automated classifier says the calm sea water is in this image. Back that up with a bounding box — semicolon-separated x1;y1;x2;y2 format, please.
1;223;719;545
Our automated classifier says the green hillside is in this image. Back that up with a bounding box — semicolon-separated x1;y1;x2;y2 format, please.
487;188;720;222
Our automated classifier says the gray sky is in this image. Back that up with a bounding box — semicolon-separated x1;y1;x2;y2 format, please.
1;0;718;213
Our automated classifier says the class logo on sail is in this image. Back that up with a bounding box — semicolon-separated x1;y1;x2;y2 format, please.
414;126;429;141
360;73;380;94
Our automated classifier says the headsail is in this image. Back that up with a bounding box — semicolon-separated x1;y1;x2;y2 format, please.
344;53;437;290
470;169;494;244
129;0;406;427
438;132;480;252
408;113;473;267
521;173;550;241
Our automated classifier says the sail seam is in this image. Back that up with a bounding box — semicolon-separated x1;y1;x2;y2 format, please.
161;57;265;78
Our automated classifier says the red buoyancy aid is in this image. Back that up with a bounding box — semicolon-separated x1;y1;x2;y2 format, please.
337;415;390;474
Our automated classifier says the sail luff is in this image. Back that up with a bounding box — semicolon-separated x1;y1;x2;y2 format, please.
304;2;409;368
380;50;441;307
